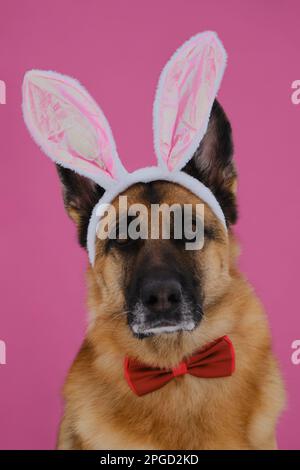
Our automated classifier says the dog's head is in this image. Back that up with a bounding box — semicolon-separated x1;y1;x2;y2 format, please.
22;32;238;363
56;99;237;361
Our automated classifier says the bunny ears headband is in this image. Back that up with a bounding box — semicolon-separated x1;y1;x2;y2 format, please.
22;31;227;265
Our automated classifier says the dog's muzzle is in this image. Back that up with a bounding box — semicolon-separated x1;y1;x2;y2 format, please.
128;272;201;337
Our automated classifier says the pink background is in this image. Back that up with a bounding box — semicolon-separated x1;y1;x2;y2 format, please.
0;0;299;450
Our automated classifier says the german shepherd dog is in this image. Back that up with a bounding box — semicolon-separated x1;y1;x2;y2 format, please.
22;33;285;449
53;98;285;450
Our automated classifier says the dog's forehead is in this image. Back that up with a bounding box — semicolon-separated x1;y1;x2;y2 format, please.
110;181;218;224
111;181;200;206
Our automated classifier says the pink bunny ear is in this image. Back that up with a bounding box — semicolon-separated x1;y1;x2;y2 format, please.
22;70;126;188
153;31;227;172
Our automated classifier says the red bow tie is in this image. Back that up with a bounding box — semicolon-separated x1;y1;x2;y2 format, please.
124;336;235;396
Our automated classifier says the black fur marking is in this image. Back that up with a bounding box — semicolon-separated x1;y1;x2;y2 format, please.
56;165;105;248
142;182;162;205
182;100;238;225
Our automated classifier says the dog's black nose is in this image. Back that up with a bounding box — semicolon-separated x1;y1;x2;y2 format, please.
141;278;182;314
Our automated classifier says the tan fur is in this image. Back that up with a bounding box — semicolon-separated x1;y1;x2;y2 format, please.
57;183;285;450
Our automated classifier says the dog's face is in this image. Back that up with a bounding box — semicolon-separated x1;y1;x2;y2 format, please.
56;100;238;361
92;181;228;339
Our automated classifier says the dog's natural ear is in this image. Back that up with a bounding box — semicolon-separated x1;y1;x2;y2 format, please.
182;100;238;225
56;165;104;248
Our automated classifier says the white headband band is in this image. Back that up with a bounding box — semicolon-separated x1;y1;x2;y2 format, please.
22;31;227;265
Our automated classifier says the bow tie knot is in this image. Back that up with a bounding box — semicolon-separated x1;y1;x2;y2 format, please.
172;362;188;377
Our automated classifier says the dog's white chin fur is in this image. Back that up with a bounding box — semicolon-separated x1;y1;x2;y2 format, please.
132;321;195;336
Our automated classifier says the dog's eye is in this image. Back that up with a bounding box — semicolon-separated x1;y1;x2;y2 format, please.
173;216;203;243
114;233;136;247
109;215;141;249
181;219;199;243
109;232;138;249
115;239;134;247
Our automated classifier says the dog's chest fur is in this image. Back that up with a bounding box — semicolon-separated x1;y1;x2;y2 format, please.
58;329;283;450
